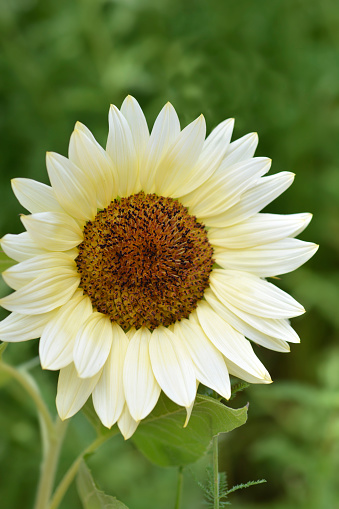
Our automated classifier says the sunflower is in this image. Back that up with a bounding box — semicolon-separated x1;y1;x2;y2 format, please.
0;97;317;438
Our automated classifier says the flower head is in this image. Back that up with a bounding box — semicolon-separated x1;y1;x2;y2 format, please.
0;96;317;438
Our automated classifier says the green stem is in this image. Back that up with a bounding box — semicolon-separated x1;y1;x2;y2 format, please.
174;466;184;509
0;361;54;437
213;435;219;509
49;431;118;509
34;417;68;509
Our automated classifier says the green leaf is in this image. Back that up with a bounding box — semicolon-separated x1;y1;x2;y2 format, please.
0;250;15;272
77;460;129;509
132;394;247;467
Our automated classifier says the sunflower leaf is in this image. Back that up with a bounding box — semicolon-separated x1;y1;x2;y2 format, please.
77;459;129;509
132;393;247;466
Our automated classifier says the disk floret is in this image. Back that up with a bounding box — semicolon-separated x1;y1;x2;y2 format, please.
76;192;214;330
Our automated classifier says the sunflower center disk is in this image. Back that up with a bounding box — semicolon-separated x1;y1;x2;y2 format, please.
76;192;214;330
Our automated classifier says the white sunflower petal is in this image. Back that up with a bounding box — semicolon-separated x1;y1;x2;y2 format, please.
214;239;319;277
208;212;313;248
56;363;101;420
117;404;139;440
126;327;136;340
2;252;76;290
196;301;271;382
173;318;231;400
174;118;234;198
155;115;206;197
106;105;139;197
226;359;271;385
123;327;161;421
183;157;271;217
222;132;258;166
0;269;79;314
204;289;294;352
68;126;117;209
92;323;129;428
69;121;97;143
73;313;113;378
1;232;50;262
203;172;295;228
140;102;180;193
0;310;57;342
222;302;300;344
11;178;65;214
39;290;92;370
121;95;149;162
210;269;305;319
149;326;196;408
203;118;235;152
21;212;83;251
46;152;97;221
184;398;196;428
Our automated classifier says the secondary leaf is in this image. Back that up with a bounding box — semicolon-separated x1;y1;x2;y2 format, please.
77;460;129;509
132;393;247;466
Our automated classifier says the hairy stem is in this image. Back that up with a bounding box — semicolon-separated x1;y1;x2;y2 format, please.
49;431;118;509
34;417;68;509
0;361;54;438
213;435;219;509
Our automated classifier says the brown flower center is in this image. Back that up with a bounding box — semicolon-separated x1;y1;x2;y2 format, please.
75;192;214;330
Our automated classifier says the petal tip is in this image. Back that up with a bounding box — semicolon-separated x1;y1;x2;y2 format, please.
109;104;119;114
164;101;174;111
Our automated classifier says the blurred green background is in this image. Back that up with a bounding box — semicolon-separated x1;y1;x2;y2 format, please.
0;0;339;507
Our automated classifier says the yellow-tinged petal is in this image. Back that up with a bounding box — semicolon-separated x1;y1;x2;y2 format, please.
149;326;196;408
40;290;92;370
106;105;140;197
11;178;65;214
117;404;139;440
121;95;149;163
0;269;80;314
2;252;77;290
140;102;180;193
46;152;97;221
155;114;206;197
0;310;57;342
1;232;49;262
173;317;231;400
73;313;113;378
56;363;101;420
123;327;161;421
92;323;129;428
21;212;83;251
69;126;117;209
210;269;305;319
196;301;271;383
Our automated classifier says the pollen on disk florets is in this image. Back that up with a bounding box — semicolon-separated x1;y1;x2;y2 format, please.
75;192;214;330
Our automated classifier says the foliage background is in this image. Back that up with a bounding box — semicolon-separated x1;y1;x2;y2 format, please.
0;0;338;507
